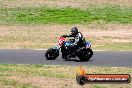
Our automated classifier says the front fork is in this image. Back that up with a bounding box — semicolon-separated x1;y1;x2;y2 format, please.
53;45;61;50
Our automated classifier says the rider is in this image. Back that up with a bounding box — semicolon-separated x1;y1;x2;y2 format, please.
62;27;86;59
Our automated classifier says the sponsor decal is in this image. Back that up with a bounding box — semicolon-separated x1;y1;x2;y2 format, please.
76;66;131;85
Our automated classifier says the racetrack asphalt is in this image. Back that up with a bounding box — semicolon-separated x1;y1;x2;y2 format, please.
0;49;131;67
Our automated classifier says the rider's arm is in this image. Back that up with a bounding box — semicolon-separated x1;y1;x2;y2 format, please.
61;34;74;38
73;33;83;45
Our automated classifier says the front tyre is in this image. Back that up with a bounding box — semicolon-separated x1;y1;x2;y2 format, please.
45;48;59;60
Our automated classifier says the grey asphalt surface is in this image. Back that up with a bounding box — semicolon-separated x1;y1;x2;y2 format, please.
0;49;132;67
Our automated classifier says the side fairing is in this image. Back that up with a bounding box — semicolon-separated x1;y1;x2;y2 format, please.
64;41;73;46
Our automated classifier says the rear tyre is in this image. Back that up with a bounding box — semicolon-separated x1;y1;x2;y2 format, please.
45;48;59;60
77;48;93;61
86;48;93;59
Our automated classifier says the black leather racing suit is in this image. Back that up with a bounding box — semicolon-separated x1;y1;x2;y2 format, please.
62;32;86;58
62;32;85;47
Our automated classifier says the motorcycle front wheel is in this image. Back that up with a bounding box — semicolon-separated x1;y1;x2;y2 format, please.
45;48;59;60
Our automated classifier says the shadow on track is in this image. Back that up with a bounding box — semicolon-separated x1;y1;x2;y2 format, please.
64;59;92;62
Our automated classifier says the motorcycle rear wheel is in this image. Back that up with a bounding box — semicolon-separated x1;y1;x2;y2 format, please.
77;48;93;61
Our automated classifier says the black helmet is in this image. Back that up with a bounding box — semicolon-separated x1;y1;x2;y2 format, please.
71;27;78;35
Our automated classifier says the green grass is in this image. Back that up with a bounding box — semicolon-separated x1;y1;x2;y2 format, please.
93;42;132;50
0;6;131;25
0;64;132;78
0;64;72;79
93;85;105;88
0;78;38;88
0;64;131;88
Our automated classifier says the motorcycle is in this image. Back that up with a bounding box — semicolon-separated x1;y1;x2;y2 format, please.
45;36;93;61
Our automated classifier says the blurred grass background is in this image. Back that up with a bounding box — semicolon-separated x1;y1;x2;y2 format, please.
0;6;131;25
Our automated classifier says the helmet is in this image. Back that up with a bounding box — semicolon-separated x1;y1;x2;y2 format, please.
71;27;78;35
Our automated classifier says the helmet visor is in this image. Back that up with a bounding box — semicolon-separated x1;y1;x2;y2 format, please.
71;31;76;35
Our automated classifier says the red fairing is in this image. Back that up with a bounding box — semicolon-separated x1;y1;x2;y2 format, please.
58;37;65;46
